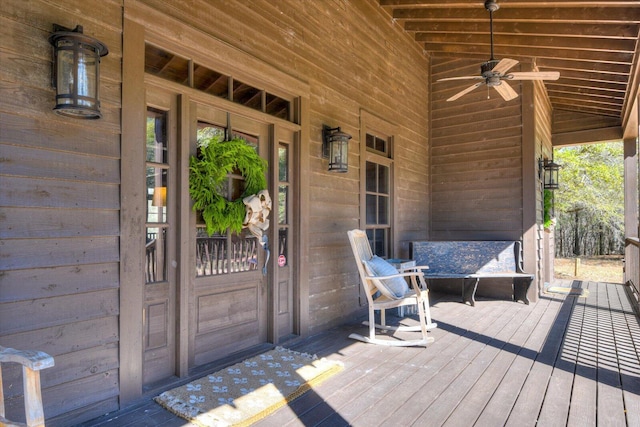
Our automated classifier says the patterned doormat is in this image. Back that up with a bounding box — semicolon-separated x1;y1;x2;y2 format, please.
154;346;343;427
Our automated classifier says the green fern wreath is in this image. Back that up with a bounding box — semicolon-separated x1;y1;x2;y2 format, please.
189;135;267;236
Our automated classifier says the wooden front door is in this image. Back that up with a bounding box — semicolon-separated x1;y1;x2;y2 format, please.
191;108;270;366
140;86;298;384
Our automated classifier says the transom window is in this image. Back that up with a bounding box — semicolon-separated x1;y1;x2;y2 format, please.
366;133;390;157
145;43;292;121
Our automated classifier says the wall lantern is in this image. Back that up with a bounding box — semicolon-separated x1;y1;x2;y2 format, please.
539;158;561;190
322;125;352;173
49;24;109;119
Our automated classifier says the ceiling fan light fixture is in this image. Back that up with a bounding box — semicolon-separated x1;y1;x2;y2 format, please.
487;76;501;87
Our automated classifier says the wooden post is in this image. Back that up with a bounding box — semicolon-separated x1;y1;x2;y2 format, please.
574;258;581;277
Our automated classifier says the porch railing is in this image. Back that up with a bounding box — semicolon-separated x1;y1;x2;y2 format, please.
624;237;640;313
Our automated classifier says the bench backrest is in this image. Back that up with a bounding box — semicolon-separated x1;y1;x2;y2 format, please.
410;241;523;275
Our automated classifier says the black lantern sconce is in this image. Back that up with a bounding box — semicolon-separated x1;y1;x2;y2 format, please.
49;24;109;119
322;125;352;173
539;158;561;190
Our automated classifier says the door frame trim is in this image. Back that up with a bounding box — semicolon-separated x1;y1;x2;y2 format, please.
120;18;146;406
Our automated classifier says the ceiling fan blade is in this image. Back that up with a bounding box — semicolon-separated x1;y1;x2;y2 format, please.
491;58;519;75
438;76;484;82
494;81;518;101
447;82;485;102
506;71;560;81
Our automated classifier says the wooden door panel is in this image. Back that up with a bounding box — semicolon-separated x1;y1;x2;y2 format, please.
143;286;173;384
278;276;292;337
193;301;265;366
146;301;168;349
196;284;260;333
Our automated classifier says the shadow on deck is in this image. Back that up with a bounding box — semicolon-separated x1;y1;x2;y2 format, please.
80;280;640;427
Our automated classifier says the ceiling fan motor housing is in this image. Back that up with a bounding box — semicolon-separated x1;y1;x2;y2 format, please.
481;60;500;77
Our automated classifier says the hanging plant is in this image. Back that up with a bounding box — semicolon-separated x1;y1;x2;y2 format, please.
189;135;267;236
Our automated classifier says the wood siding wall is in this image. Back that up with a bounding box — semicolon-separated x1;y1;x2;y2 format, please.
430;58;550;302
430;58;524;241
1;0;123;424
1;0;430;423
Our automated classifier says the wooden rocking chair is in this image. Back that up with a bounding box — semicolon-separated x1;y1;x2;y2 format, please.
347;229;437;347
0;346;54;427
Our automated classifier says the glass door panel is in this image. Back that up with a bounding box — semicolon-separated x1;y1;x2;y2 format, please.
143;101;176;386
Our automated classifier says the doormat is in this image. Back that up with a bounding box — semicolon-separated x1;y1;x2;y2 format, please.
154;346;343;427
545;286;590;298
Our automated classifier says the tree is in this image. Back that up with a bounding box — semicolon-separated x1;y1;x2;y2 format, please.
554;142;624;256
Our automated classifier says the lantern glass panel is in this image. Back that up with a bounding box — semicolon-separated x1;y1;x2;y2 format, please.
329;136;348;172
77;47;98;105
56;46;74;102
548;168;558;189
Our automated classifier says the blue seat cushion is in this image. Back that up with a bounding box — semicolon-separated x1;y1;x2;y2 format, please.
364;255;409;299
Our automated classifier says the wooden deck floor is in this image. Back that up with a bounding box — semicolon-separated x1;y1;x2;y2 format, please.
81;280;640;427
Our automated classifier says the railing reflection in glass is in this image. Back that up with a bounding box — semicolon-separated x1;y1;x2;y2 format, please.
196;229;259;276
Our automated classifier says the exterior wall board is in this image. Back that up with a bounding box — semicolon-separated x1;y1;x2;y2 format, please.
430;57;547;302
430;59;524;241
1;0;123;423
1;0;430;423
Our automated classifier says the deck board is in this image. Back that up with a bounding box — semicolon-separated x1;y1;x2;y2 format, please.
80;281;640;427
441;295;547;426
505;294;574;426
567;281;598;427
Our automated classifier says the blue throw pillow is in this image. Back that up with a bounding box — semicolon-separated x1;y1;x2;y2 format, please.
364;256;409;299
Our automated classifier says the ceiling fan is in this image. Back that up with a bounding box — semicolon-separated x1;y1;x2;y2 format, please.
439;0;560;102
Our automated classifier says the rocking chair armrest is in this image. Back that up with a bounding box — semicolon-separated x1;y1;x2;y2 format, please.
399;264;429;273
364;271;424;281
409;275;429;294
0;346;54;370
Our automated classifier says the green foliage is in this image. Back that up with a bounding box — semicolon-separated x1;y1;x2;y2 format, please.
543;189;554;229
554;142;624;255
189;135;267;235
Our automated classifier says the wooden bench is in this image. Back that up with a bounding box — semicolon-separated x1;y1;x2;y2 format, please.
410;240;534;306
0;346;54;427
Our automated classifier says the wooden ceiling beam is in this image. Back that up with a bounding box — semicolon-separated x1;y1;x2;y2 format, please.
415;33;636;53
535;58;633;77
404;22;640;39
420;43;634;64
382;0;640;7
393;7;640;23
547;90;624;106
545;85;626;99
430;55;635;77
551;101;622;116
553;126;623;146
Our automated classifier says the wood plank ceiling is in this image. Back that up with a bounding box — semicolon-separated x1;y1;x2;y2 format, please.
378;0;640;141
